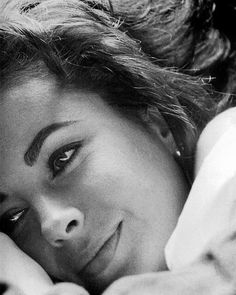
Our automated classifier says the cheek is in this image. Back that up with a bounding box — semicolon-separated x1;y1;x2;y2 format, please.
61;139;184;221
73;154;156;224
7;202;70;281
16;228;66;280
56;147;133;208
14;217;40;250
62;164;128;213
12;212;58;276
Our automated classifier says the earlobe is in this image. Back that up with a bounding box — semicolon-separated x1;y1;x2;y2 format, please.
149;112;192;183
147;110;178;155
159;126;178;155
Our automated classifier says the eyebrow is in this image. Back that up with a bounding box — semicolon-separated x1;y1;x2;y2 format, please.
24;121;77;166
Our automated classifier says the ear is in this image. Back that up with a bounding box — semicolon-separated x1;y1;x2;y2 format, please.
146;109;178;155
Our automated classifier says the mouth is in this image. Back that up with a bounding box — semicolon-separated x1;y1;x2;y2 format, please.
79;221;122;277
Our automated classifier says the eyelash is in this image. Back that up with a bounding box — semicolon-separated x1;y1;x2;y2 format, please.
0;142;82;236
0;209;27;236
48;141;82;177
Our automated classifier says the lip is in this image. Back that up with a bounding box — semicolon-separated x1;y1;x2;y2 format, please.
79;221;122;277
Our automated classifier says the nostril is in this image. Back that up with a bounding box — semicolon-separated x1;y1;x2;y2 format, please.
66;220;78;233
0;283;8;294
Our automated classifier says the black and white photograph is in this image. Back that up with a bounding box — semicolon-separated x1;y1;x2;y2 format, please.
0;1;236;294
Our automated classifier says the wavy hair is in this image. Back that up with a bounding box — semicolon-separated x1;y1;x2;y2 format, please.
110;0;236;101
0;0;215;179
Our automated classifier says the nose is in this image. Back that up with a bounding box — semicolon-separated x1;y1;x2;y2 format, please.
40;202;84;247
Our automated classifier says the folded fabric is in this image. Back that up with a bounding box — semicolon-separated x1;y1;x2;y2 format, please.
165;124;236;270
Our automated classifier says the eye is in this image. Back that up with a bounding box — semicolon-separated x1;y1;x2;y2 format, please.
48;141;82;177
0;209;27;235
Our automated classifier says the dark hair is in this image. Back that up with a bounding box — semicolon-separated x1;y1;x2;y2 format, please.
109;0;236;104
0;0;215;179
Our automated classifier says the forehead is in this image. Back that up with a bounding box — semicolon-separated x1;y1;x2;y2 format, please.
0;78;53;146
0;76;115;179
0;76;109;137
1;77;57;115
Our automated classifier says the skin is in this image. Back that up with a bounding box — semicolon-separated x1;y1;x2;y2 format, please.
0;73;188;293
104;106;236;295
0;233;53;295
3;107;236;295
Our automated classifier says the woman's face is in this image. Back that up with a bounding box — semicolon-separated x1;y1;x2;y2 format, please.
0;76;188;292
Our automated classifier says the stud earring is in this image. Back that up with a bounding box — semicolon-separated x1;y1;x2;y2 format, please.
175;150;181;158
